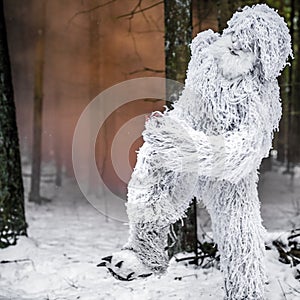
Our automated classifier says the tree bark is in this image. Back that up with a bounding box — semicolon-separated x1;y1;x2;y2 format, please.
164;0;197;258
0;0;27;248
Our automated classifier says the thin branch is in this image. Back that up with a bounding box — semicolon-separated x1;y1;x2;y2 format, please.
129;31;143;62
64;278;79;289
288;232;300;240
140;6;151;27
0;258;32;264
123;2;142;62
129;67;164;75
175;254;210;262
174;274;198;280
118;0;163;65
117;0;163;19
148;14;164;32
287;283;300;295
278;279;288;300
68;0;116;24
127;0;142;20
133;29;164;34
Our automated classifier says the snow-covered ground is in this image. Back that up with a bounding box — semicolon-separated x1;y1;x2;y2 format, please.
0;163;300;299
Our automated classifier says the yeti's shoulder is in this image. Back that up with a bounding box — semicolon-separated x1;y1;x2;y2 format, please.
190;29;219;58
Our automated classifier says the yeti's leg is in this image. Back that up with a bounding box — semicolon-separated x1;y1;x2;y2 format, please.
121;222;170;273
100;141;196;278
125;141;197;271
204;176;266;300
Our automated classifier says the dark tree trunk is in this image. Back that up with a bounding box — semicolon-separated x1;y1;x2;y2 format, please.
88;2;106;198
286;0;295;172
164;0;198;258
217;0;242;32
276;1;297;166
0;0;27;248
54;86;62;187
290;0;300;165
29;0;46;203
165;0;192;84
88;4;101;101
217;0;231;31
277;68;290;164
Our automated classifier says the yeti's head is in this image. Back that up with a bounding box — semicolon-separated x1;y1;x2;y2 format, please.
222;4;293;81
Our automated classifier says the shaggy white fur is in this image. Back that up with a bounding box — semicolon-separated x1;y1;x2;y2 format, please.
210;34;256;80
101;4;293;300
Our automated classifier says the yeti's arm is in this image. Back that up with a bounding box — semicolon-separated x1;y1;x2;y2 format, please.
143;115;272;184
190;29;219;59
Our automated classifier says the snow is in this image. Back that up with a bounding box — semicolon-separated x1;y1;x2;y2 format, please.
0;165;300;299
259;164;300;231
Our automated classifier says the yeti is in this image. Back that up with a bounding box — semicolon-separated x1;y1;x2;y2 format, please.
98;4;292;299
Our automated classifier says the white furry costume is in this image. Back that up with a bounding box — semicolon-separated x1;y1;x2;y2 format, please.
101;5;292;300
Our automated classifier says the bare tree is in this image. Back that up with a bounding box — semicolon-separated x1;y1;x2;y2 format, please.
54;84;62;187
87;0;109;218
0;0;27;248
290;0;300;166
164;0;198;259
29;0;47;203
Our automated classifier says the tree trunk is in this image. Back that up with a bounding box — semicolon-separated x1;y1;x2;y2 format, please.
217;0;243;32
217;0;231;31
29;0;47;203
276;1;296;166
54;85;62;187
0;0;27;248
88;2;107;199
164;0;197;258
290;0;300;164
286;0;295;172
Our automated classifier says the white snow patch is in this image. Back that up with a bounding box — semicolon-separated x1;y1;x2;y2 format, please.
0;165;300;299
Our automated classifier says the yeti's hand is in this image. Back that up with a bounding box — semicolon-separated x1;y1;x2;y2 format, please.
97;250;153;281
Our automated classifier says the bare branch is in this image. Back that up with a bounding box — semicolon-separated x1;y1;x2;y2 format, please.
128;0;143;20
0;258;31;264
148;14;164;32
129;67;164;75
129;32;143;62
117;1;163;19
277;279;288;300
133;29;164;34
119;0;163;65
68;0;116;24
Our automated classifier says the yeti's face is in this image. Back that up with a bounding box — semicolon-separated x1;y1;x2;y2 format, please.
222;4;293;81
209;33;256;81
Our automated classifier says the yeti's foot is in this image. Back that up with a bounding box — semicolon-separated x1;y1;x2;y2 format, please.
97;250;154;281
